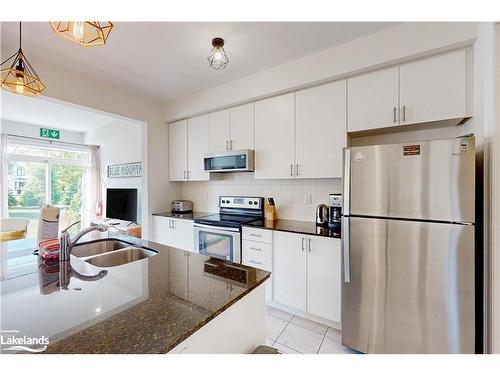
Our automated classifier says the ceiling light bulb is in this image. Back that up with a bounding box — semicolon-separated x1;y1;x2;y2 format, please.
71;21;85;41
15;76;24;94
213;50;223;61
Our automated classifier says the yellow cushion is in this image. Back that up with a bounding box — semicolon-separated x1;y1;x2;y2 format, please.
0;229;27;242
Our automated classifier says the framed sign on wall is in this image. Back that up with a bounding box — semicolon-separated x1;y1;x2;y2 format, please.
107;162;142;178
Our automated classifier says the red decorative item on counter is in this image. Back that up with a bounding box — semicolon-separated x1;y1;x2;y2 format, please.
39;238;60;260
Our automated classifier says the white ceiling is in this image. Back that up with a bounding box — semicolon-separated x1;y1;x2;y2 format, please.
0;22;398;101
0;91;126;132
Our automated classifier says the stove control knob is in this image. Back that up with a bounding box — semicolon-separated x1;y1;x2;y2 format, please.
249;201;253;205
222;200;226;204
254;201;258;205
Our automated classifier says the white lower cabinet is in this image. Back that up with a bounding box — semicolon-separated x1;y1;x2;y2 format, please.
241;227;273;303
272;230;341;323
153;216;194;252
272;231;307;311
306;235;341;323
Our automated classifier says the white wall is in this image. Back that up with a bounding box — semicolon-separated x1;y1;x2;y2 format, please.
0;46;181;239
1;119;84;144
84;121;143;223
182;174;342;221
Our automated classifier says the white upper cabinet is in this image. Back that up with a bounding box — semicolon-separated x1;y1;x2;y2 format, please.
295;80;346;178
230;103;255;150
169;120;188;181
255;93;295;179
209;109;231;153
399;50;468;126
347;67;400;132
209;104;255;153
187;114;210;181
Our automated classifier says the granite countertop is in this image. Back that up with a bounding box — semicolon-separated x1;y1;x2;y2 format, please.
0;232;270;354
244;219;341;239
152;211;212;220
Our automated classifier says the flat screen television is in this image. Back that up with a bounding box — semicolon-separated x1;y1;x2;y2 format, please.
106;188;138;222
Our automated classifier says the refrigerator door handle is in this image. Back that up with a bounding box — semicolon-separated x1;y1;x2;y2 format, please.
342;216;350;283
343;148;351;215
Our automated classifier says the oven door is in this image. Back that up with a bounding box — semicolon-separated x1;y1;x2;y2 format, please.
193;223;241;263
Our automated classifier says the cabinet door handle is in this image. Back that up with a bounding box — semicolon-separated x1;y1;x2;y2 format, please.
290;164;294;176
308;238;312;253
168;220;171;229
226;140;229;150
172;220;176;230
393;106;397;123
402;105;406;122
301;237;305;252
249;247;262;251
296;164;300;176
230;140;233;150
249;233;261;238
187;170;191;180
183;170;187;180
250;260;262;265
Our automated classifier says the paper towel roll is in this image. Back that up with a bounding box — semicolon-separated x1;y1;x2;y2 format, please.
37;205;60;247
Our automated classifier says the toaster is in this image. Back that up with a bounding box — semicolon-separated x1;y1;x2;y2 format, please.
171;200;193;213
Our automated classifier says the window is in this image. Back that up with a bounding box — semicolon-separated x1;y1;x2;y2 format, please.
5;139;90;238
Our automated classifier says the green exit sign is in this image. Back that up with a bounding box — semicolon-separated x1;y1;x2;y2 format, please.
40;128;60;140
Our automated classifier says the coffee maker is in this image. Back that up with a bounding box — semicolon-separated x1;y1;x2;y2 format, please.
328;194;342;228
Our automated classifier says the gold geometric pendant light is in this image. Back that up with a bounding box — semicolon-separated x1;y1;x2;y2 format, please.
49;22;113;47
1;22;45;96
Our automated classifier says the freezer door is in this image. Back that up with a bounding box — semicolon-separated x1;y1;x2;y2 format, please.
341;216;475;354
344;136;475;223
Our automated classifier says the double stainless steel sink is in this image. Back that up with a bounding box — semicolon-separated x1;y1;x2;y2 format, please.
72;239;157;268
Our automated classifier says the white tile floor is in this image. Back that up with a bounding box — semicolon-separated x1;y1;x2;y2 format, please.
264;305;358;354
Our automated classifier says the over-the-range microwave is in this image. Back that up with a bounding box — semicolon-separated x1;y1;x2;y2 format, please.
203;149;254;172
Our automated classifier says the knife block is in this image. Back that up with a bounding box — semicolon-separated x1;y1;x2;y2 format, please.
264;202;277;221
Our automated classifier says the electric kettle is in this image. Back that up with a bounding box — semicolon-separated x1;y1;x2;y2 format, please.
315;204;329;227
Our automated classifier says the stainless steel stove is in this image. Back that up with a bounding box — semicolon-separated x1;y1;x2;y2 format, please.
194;196;264;263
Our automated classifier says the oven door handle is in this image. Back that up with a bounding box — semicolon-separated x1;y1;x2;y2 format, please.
193;223;241;233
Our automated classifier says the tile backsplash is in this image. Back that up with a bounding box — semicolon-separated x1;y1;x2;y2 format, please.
181;173;342;222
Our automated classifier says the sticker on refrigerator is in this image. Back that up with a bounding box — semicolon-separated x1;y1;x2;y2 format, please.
459;140;470;152
353;152;365;161
403;145;420;156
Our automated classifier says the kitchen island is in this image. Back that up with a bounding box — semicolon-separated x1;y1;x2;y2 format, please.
0;232;270;354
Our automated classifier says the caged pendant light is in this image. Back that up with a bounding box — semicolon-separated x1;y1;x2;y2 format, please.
49;21;113;47
207;37;229;70
0;22;45;96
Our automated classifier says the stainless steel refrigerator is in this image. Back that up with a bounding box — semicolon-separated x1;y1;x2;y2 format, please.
341;136;476;354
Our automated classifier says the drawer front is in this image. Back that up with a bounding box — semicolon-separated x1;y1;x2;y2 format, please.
242;227;272;244
242;241;272;272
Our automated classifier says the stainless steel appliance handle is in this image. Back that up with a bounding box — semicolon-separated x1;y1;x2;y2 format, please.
342;216;350;283
193;223;241;233
343;148;351;215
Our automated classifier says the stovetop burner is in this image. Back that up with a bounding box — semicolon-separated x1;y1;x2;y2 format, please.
194;196;265;228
